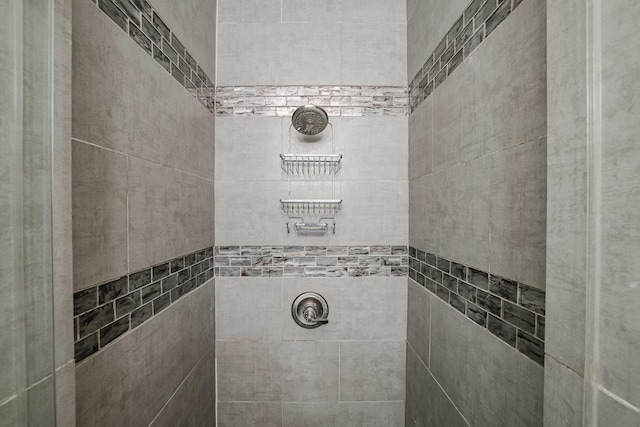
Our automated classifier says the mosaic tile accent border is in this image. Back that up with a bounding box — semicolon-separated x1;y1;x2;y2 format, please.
90;0;215;111
408;0;526;114
408;246;545;366
215;86;409;117
74;244;408;362
73;246;215;363
214;245;409;277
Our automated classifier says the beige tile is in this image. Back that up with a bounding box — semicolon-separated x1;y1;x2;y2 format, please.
149;355;216;427
282;0;342;23
26;375;55;427
151;0;217;77
281;341;339;402
72;141;128;290
218;402;282;427
279;23;342;85
545;284;586;374
341;0;406;24
432;62;482;171
216;340;340;402
282;278;407;341
128;156;214;272
217;23;281;86
467;0;547;155
406;344;468;427
52;0;74;368
597;390;640;427
408;96;432;180
333;116;408;182
75;283;213;426
430;157;491;271
216;341;283;402
0;397;18;427
55;360;76;427
598;0;640;408
407;280;431;367
341;23;406;86
428;296;543;426
219;0;282;23
489;138;547;289
215;117;284;182
283;402;404;427
215;278;283;341
543;356;583;427
339;341;405;401
72;0;214;178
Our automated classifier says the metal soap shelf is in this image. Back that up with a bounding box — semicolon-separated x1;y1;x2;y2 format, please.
280;199;342;235
280;154;342;176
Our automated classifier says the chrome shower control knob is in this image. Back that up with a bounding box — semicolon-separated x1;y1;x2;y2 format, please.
292;292;329;329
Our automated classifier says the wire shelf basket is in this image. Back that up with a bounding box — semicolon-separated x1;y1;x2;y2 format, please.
280;199;342;216
280;154;342;176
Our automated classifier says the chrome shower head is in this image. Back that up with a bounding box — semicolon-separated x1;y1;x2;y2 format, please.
291;105;329;136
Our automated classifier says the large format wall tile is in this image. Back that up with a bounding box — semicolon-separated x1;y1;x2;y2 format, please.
283;402;405;427
543;356;583;427
407;280;431;367
408;96;433;180
72;141;128;290
75;281;214;426
127;156;214;271
598;0;640;409
490;138;547;289
428;296;543;426
218;402;283;427
339;341;405;401
216;278;283;341
72;0;214;179
405;344;467;427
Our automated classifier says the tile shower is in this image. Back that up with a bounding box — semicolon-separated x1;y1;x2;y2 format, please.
13;0;632;425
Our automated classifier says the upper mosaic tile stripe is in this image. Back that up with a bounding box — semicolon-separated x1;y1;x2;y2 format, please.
408;0;525;114
91;0;215;112
215;86;409;117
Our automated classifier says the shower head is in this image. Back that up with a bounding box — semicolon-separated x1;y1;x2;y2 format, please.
291;105;329;136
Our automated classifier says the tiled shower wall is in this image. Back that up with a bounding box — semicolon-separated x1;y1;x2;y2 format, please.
545;0;640;425
406;0;547;425
70;0;216;425
215;1;408;425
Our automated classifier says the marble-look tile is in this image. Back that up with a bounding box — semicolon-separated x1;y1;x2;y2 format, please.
339;341;405;401
215;278;283;341
543;357;584;427
341;24;406;86
71;141;128;290
597;389;640;427
218;402;282;427
405;344;468;427
283;402;404;427
429;297;543;426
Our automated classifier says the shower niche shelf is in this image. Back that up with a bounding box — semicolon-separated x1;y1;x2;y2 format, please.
280;199;342;235
280;154;342;176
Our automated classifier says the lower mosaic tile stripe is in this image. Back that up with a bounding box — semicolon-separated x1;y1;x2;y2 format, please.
215;86;409;117
73;246;215;362
408;246;545;366
214;245;409;278
73;245;409;362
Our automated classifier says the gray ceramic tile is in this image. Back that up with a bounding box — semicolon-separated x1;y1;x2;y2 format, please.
339;341;405;401
218;402;282;427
